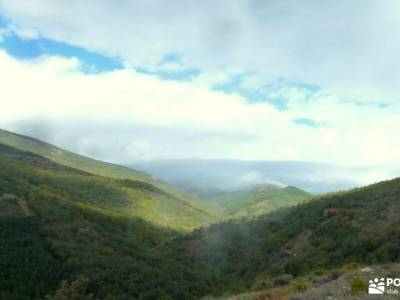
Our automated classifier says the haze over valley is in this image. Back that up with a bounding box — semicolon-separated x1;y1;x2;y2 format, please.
130;159;397;196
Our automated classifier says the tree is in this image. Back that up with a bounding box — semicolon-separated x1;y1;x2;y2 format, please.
47;275;95;300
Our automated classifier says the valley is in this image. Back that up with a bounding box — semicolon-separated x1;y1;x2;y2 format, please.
1;2;397;299
0;130;399;299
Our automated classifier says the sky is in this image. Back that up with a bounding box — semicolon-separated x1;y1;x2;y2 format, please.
0;0;399;186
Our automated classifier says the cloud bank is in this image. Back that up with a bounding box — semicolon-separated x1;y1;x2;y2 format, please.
0;50;399;169
131;159;400;196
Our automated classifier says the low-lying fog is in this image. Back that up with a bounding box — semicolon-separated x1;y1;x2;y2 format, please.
129;159;398;198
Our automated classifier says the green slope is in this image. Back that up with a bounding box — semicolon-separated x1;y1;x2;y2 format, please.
0;128;224;223
0;142;219;232
2;130;400;299
0;143;216;299
210;184;312;218
0;129;151;181
182;177;400;296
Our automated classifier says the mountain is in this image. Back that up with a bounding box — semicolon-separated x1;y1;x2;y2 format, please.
0;142;221;299
0;129;152;182
0;129;224;227
180;177;400;298
210;184;312;218
1;129;400;299
129;159;385;196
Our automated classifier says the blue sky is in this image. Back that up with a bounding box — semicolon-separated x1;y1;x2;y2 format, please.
292;118;320;128
0;18;122;73
213;76;320;111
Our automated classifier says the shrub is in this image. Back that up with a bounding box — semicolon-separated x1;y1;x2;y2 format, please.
342;262;360;270
292;280;307;292
313;268;328;276
273;274;293;286
350;276;368;295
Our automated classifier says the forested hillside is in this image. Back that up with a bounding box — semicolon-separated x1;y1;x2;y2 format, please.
1;138;399;299
0;129;224;225
0;142;220;299
180;177;400;297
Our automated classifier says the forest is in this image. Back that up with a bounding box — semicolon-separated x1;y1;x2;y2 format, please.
0;139;399;299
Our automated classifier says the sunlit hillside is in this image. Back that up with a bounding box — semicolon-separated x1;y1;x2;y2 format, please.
210;184;312;218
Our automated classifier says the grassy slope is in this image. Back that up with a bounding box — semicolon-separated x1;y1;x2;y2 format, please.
0;129;224;222
0;129;151;181
210;184;312;218
183;177;400;296
0;142;219;232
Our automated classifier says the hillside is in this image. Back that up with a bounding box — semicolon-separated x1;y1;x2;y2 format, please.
0;129;152;182
0;129;224;223
1;131;400;299
206;263;400;299
180;177;400;297
0;142;221;299
210;184;312;218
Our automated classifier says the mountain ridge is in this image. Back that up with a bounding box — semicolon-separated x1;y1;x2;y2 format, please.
210;183;312;218
0;128;225;223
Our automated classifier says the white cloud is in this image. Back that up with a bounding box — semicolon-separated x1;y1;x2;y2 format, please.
0;49;399;176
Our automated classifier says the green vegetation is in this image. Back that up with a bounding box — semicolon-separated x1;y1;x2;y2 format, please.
210;184;311;218
0;143;218;232
182;177;400;295
47;275;94;300
1;130;400;299
0;143;218;299
350;276;368;295
0;217;62;300
0;129;225;222
0;129;150;182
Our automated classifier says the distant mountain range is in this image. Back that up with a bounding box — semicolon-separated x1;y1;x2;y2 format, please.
129;159;392;197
